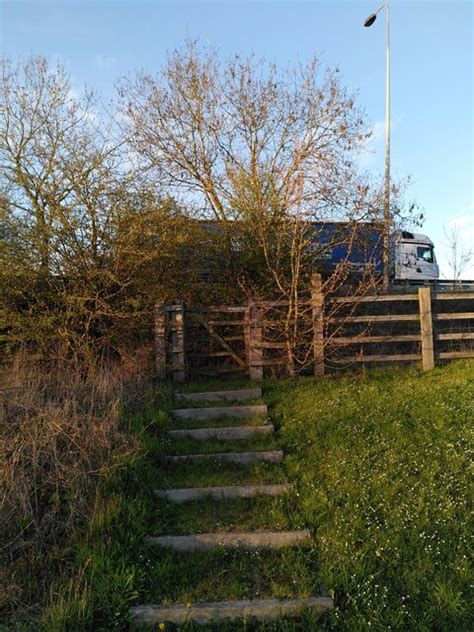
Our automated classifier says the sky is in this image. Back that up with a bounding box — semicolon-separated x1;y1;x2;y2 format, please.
1;0;473;277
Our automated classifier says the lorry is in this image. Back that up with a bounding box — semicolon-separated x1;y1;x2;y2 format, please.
198;219;440;284
308;222;439;283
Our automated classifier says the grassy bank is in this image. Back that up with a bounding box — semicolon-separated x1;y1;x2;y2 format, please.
267;360;473;631
4;361;472;630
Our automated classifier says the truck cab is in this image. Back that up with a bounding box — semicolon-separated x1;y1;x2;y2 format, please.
393;231;439;281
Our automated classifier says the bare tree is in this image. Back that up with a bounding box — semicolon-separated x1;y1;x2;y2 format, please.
120;42;421;371
120;42;375;223
0;58;102;274
443;223;474;283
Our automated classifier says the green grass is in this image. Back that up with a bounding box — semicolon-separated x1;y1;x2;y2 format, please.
138;613;330;632
158;460;287;489
163;433;279;456
38;360;473;631
266;360;474;632
140;547;321;604
149;494;302;535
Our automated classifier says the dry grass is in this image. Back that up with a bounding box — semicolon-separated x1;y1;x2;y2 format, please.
0;347;154;625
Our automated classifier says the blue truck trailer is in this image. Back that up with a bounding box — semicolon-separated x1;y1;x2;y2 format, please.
308;221;439;282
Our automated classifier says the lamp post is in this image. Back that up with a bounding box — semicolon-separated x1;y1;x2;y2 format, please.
364;2;391;290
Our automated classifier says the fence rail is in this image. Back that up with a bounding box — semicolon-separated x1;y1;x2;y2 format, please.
155;276;474;380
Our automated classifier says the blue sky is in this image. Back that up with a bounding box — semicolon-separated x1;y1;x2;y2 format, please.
1;0;473;276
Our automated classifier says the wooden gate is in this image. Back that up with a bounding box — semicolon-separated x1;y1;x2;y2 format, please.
154;275;325;382
187;306;248;378
154;303;267;381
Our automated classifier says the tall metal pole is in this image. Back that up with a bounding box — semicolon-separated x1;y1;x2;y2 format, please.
383;1;391;290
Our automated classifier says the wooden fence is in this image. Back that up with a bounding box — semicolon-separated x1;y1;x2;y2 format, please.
154;276;474;381
325;288;474;370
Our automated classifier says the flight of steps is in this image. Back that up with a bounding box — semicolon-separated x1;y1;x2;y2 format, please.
129;386;333;628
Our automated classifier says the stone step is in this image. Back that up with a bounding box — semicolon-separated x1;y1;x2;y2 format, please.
129;596;333;628
144;529;311;551
175;388;262;402
154;483;292;503
166;423;274;441
172;404;267;421
164;450;284;465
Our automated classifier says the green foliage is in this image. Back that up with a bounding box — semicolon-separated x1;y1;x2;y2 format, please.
0;191;207;358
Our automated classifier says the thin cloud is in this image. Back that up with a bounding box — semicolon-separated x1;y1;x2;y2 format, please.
449;211;474;239
354;119;385;170
354;113;407;172
95;54;116;70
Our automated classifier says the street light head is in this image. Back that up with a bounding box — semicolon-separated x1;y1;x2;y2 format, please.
364;13;377;27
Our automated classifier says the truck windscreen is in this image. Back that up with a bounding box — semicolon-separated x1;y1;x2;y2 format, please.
416;246;435;263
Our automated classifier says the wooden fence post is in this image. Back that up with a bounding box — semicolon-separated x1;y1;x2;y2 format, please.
154;302;167;379
245;302;264;380
418;287;435;371
311;272;325;376
244;305;251;377
170;301;186;382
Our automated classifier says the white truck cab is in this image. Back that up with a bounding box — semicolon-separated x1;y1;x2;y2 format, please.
393;231;439;281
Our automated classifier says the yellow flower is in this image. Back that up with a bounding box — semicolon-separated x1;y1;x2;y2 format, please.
375;550;382;558
158;623;166;631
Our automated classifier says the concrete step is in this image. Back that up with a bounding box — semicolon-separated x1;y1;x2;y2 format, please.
129;596;333;628
164;450;284;465
144;529;311;551
175;388;262;402
154;483;293;503
166;423;274;441
172;405;267;421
